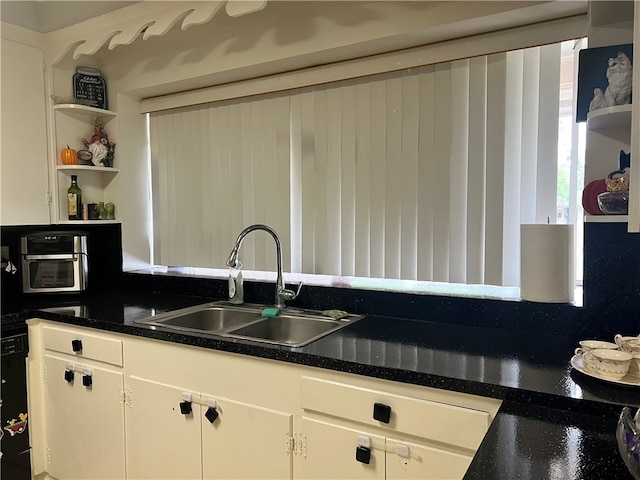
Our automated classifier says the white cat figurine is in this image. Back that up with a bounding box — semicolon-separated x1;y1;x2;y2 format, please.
589;51;633;112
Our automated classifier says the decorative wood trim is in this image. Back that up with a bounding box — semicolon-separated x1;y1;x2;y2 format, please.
44;1;268;65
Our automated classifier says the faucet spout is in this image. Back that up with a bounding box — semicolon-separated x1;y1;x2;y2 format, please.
226;224;301;308
226;245;241;269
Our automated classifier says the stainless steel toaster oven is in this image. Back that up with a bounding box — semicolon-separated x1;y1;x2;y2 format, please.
20;232;88;293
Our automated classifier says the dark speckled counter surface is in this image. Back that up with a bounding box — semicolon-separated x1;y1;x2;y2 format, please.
2;290;638;479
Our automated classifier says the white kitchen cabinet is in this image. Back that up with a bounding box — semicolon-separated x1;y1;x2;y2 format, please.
124;345;295;479
125;376;294;480
27;321;127;479
125;376;202;480
201;393;293;479
584;105;633;224
50;104;119;224
295;417;386;479
0;38;51;225
295;417;472;480
583;1;638;230
27;320;501;480
385;436;472;480
42;355;126;480
295;375;494;480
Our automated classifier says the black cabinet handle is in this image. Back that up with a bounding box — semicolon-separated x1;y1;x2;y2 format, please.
71;339;83;352
373;403;391;423
180;401;192;415
205;406;219;424
64;370;74;383
82;374;92;387
355;445;371;464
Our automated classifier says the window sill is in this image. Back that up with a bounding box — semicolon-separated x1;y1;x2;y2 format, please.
124;266;583;307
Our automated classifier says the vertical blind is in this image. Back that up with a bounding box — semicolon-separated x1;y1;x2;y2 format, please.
150;43;562;287
150;95;292;271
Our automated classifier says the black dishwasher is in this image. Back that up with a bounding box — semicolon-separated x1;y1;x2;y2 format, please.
1;322;31;479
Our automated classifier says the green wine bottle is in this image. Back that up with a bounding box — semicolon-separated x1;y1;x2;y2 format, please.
67;175;82;220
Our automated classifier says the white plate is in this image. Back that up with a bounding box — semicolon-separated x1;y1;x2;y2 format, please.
571;354;640;387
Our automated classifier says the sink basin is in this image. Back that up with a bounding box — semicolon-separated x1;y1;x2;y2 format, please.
147;305;260;331
226;315;344;346
134;301;363;347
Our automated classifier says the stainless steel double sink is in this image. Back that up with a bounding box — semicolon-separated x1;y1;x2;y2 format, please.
134;301;363;347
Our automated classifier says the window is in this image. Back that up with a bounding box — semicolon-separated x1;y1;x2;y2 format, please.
149;39;585;289
557;38;587;286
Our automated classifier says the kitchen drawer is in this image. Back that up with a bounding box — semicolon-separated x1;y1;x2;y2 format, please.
300;376;491;451
43;325;123;367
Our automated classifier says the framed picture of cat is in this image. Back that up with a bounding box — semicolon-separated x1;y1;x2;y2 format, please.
576;43;633;122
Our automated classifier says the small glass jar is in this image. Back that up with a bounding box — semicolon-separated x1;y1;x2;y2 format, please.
597;190;629;215
617;407;640;479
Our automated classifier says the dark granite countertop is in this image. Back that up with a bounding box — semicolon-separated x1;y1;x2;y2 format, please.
2;291;637;479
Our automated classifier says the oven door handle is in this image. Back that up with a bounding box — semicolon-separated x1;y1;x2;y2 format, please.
23;254;79;261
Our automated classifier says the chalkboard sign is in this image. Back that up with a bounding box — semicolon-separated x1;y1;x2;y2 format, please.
73;66;107;110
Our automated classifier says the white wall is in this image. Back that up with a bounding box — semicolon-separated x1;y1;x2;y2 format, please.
93;1;586;99
116;93;152;269
85;1;584;268
0;29;51;225
2;1;588;266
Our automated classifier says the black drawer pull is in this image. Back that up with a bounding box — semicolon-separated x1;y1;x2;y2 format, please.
64;370;74;383
373;402;391;423
180;401;192;415
71;339;83;352
356;445;371;464
205;406;219;424
82;374;92;387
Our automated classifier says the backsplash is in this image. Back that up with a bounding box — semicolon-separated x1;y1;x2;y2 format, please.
119;222;640;338
123;266;582;336
3;222;638;340
580;222;640;339
1;224;123;304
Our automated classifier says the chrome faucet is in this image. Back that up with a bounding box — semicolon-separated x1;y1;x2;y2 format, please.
226;224;302;309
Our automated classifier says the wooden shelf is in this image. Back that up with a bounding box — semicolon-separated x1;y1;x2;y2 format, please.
586;104;632;130
51;104;118;224
53;104;117;118
56;165;119;173
58;220;120;225
584;214;628;223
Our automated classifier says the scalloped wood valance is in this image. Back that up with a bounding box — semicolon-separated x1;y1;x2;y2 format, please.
45;1;267;65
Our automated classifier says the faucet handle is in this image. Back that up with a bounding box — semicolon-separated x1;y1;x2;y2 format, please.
279;281;303;301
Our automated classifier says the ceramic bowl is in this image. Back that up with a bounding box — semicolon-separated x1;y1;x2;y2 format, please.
630;353;640;375
575;340;619;355
582;349;632;380
616;334;640;354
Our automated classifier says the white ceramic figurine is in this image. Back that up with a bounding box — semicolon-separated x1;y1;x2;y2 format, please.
589;51;633;112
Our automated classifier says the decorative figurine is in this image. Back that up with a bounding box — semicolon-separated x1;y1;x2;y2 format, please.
589;51;633;113
80;118;116;167
582;150;631;216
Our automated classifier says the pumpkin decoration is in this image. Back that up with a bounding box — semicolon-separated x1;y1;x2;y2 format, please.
61;145;78;165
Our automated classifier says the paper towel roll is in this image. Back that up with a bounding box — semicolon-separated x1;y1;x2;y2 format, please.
520;224;575;303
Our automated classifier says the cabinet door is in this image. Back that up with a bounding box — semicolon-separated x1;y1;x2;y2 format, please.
295;417;385;479
0;39;50;225
386;437;473;480
126;376;202;479
43;355;125;479
201;395;293;479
